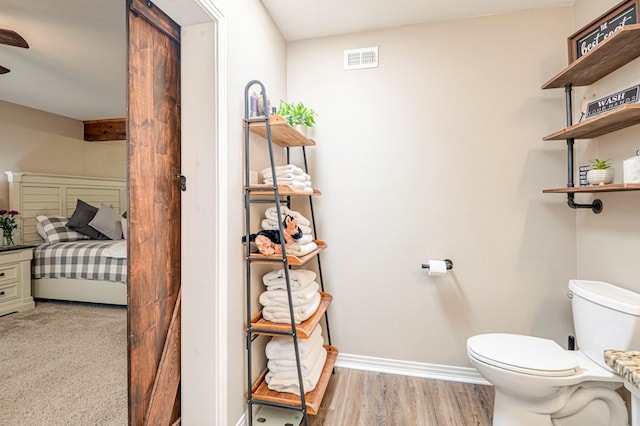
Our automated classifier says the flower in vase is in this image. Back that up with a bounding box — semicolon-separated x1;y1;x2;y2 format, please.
0;210;20;245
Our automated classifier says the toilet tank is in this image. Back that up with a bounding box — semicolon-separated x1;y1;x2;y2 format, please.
570;279;640;369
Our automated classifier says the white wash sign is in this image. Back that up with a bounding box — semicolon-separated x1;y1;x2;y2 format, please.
577;4;637;59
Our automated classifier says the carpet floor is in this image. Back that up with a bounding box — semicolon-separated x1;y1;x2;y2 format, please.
0;300;127;425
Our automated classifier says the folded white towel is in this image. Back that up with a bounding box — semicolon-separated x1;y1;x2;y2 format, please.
267;346;327;378
266;324;323;358
265;346;326;394
263;268;316;289
278;184;313;194
265;206;311;227
267;343;326;374
286;241;318;257
263;173;307;182
259;281;319;307
264;179;308;191
263;292;321;324
261;165;304;178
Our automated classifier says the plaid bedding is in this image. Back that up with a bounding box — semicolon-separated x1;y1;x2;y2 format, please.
32;240;127;283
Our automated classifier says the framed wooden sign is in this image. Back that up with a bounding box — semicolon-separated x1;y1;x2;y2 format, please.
568;0;639;63
585;85;640;118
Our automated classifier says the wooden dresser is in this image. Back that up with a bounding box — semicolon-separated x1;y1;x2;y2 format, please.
0;246;35;316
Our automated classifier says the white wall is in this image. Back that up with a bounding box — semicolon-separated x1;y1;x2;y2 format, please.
154;0;288;423
0;100;126;209
222;1;287;421
572;2;640;289
286;7;577;368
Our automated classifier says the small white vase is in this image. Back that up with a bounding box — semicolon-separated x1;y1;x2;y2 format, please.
293;124;307;136
587;168;614;185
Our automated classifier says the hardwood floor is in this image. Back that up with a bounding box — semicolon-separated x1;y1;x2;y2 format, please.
307;368;494;426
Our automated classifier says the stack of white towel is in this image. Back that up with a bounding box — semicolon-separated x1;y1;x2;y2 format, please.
261;268;321;324
265;324;327;394
261;206;317;257
261;164;313;194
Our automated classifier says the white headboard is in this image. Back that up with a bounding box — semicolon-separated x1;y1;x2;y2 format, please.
5;171;127;245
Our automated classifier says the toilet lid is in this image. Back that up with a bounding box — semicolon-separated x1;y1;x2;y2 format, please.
467;334;578;377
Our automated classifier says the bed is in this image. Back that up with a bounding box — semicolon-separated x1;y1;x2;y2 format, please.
6;171;128;305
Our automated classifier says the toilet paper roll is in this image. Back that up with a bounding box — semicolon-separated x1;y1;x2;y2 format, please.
428;260;447;276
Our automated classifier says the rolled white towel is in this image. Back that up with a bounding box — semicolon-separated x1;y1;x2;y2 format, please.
259;281;320;307
262;219;312;236
287;241;318;257
263;268;316;290
262;292;321;324
265;346;327;394
295;234;314;245
264;206;311;227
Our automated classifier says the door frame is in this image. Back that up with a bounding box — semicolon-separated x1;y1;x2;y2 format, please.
151;0;228;423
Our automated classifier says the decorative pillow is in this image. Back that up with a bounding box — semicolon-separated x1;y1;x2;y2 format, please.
66;199;108;240
36;215;91;243
89;203;123;240
35;221;47;241
121;217;128;240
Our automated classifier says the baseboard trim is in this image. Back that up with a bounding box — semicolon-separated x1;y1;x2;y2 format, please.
335;352;491;385
234;353;491;425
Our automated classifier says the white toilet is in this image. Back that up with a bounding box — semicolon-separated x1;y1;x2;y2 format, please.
467;279;640;426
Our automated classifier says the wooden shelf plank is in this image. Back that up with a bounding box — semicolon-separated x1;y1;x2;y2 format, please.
247;115;316;147
542;24;640;89
250;292;332;338
249;241;327;266
250;345;339;415
543;183;640;193
247;185;321;197
543;103;640;140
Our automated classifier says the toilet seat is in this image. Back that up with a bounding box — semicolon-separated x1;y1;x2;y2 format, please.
467;333;578;377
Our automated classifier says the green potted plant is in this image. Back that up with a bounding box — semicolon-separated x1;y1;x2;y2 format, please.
276;100;317;134
587;158;614;185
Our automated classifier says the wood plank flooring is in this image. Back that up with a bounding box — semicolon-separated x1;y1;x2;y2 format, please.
307;368;494;426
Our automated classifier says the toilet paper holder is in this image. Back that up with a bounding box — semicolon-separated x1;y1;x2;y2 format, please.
421;259;453;270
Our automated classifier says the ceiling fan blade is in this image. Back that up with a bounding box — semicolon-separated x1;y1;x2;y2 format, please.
0;29;29;48
0;65;10;74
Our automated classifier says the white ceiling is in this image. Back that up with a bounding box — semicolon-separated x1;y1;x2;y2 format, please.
0;0;126;121
0;0;573;121
263;0;574;41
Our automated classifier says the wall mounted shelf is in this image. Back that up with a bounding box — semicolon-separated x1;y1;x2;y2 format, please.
542;22;640;213
542;24;640;89
544;103;640;140
543;183;640;193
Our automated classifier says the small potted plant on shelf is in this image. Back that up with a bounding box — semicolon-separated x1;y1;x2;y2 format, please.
276;100;317;135
587;158;614;185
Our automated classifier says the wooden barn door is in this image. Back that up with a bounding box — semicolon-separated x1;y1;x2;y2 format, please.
127;0;182;424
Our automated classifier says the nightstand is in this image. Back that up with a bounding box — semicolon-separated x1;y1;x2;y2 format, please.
0;245;35;316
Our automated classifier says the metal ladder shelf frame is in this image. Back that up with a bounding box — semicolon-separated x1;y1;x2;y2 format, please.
243;80;333;425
